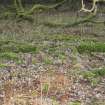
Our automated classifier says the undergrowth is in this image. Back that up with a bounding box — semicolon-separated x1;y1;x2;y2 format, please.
0;63;8;68
0;52;18;60
82;67;105;86
0;40;37;53
77;42;105;53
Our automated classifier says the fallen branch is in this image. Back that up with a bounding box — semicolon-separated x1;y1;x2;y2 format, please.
89;20;105;24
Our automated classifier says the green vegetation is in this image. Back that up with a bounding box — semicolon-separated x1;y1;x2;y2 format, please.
81;68;105;86
0;64;8;68
69;101;81;105
0;1;105;105
0;52;23;64
49;35;81;42
42;83;49;93
0;40;37;53
0;52;18;60
92;68;105;77
77;42;105;53
43;56;53;65
83;68;105;78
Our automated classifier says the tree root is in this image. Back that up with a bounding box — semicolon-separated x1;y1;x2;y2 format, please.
13;0;66;20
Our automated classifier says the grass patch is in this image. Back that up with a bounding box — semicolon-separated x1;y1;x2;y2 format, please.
43;56;53;65
92;68;105;77
0;40;11;46
16;44;37;53
82;68;105;86
0;64;8;68
0;40;37;53
0;52;23;64
49;35;81;42
77;42;105;53
68;101;81;105
0;52;18;61
83;68;105;79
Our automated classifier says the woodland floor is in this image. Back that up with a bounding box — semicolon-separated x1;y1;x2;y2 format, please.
0;10;105;105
